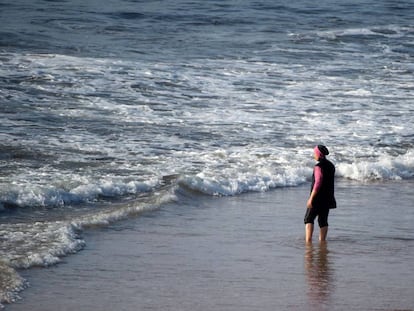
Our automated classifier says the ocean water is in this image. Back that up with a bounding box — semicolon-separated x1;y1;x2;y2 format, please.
0;0;413;307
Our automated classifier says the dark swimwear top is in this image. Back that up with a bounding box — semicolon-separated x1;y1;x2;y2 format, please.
310;158;336;209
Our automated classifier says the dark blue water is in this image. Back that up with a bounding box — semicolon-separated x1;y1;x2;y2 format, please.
1;0;413;61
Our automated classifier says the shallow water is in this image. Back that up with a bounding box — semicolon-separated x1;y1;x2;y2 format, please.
8;180;414;311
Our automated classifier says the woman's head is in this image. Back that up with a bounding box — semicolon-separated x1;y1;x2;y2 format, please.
314;145;329;160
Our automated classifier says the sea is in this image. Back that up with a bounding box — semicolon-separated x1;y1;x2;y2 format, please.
0;0;413;308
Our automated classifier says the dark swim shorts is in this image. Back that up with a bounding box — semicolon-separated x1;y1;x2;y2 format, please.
304;207;329;227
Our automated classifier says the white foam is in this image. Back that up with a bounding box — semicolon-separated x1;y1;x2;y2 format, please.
0;221;85;307
1;48;413;208
1;177;159;208
337;150;414;181
316;25;406;41
179;168;308;196
175;146;414;196
344;88;373;97
70;179;157;201
177;147;311;196
0;261;26;308
0;222;85;269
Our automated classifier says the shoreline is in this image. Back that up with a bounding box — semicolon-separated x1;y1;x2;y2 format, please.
6;180;414;310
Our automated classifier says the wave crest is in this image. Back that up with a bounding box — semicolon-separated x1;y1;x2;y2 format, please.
179;167;308;196
337;150;414;181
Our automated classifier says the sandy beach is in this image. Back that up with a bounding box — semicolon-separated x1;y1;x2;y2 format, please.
6;180;414;311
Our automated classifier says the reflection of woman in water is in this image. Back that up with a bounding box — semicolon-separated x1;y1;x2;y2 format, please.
304;145;336;243
304;243;333;308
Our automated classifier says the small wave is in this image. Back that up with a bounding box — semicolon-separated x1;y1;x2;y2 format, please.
316;25;406;41
0;186;177;308
178;149;414;195
0;185;176;271
0;222;85;269
343;88;372;97
0;178;159;209
0;221;83;308
109;12;145;20
178;168;308;196
337;150;414;181
0;260;26;308
1;187;176;266
74;188;176;227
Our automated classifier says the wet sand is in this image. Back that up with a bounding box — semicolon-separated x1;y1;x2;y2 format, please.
7;181;414;310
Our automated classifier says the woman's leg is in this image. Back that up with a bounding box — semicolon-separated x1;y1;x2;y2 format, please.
305;223;314;242
319;226;328;241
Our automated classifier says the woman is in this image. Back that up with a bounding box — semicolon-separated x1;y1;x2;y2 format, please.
304;145;336;242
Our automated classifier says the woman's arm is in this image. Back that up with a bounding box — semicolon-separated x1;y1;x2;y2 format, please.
307;166;323;208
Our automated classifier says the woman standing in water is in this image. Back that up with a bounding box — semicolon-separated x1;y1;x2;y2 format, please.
305;145;336;243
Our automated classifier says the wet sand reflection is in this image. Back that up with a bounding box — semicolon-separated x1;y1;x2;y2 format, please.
305;242;334;310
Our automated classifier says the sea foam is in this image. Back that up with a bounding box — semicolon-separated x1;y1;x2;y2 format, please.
336;150;414;181
0;260;26;308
